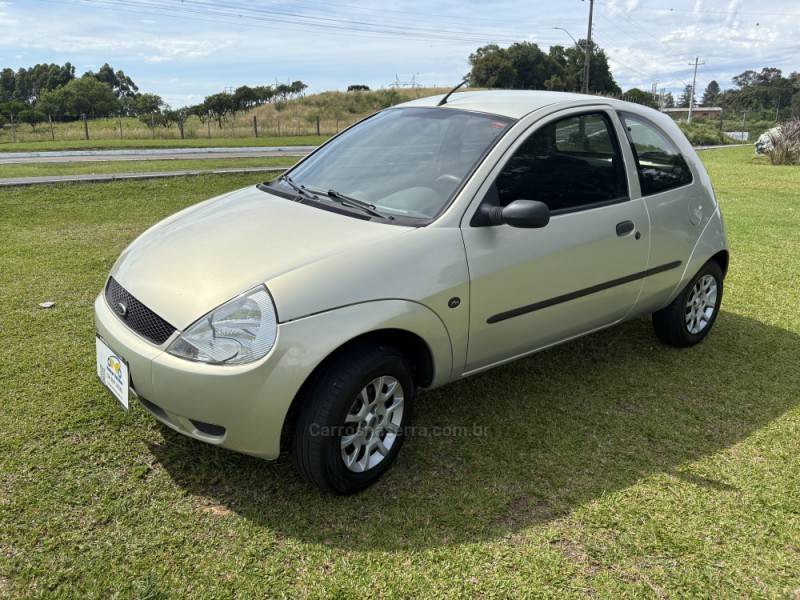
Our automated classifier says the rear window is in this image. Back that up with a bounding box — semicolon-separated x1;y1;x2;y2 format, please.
620;112;693;196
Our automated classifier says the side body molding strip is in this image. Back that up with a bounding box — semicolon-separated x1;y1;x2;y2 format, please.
487;261;682;324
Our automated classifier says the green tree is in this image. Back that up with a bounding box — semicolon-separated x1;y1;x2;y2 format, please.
469;42;559;90
88;63;139;98
133;93;164;116
290;80;308;97
468;44;515;88
18;108;46;130
0;68;14;102
662;92;675;108
0;63;75;104
470;40;619;94
719;67;794;115
233;85;258;111
37;88;66;120
624;88;657;108
203;92;235;126
254;85;275;104
133;93;165;130
701;80;721;106
678;84;695;108
59;76;119;118
0;100;26;121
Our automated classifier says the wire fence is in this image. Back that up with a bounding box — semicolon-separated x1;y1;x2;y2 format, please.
0;113;364;145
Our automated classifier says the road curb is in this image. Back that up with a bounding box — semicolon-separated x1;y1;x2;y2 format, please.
0;166;288;187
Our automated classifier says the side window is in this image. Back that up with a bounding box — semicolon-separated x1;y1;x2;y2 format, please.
620;112;693;196
494;112;628;213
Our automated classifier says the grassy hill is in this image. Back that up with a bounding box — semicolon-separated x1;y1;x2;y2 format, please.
0;87;448;146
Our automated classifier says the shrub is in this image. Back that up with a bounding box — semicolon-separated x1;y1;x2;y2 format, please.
677;121;735;146
767;119;800;165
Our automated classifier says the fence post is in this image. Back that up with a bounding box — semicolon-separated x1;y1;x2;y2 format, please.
207;111;212;138
118;116;123;139
277;119;281;136
316;115;320;136
48;114;55;141
150;114;155;139
253;115;258;138
178;113;185;139
10;112;16;143
82;113;89;140
335;118;339;132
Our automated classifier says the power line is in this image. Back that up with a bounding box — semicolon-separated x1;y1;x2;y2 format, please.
67;0;564;46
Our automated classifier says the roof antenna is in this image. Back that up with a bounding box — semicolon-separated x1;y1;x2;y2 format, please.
437;79;468;106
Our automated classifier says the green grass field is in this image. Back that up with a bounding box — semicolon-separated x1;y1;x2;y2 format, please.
0;135;326;153
1;146;798;597
0;157;298;179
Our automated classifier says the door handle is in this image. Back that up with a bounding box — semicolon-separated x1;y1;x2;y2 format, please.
616;220;635;236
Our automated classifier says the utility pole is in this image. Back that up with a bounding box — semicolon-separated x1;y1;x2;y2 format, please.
582;0;594;94
687;56;705;123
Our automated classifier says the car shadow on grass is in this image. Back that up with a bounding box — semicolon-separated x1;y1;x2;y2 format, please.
149;310;799;549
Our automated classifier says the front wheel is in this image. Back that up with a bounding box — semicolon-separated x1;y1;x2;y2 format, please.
652;260;724;347
291;343;415;494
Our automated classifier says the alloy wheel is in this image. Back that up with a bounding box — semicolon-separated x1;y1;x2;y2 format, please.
685;274;718;335
340;376;404;473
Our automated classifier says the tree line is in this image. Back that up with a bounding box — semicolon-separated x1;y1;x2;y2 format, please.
0;61;308;136
468;42;800;120
468;41;620;94
682;68;800;118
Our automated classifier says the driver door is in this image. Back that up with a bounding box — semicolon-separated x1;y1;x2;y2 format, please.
461;109;650;372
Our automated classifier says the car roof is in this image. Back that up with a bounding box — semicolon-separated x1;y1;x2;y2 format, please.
396;89;623;119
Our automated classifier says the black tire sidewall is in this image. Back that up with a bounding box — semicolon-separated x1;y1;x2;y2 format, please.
311;349;415;494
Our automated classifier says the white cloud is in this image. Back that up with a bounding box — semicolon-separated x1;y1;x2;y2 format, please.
1;0;798;100
39;36;233;63
0;1;18;25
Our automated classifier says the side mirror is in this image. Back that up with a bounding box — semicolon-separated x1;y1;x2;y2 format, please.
479;199;550;228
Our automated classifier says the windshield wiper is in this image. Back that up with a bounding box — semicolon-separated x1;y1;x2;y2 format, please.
278;174;318;201
325;189;391;220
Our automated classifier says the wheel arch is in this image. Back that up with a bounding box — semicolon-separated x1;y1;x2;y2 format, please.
280;327;435;451
710;248;729;277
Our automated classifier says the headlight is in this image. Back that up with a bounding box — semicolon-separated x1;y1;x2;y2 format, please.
167;286;277;365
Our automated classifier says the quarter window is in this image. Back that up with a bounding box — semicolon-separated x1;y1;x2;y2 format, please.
620;112;693;196
494;113;628;213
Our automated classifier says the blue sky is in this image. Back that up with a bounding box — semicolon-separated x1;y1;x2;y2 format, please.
1;0;798;107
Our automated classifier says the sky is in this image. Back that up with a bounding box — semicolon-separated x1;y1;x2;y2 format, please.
0;0;798;107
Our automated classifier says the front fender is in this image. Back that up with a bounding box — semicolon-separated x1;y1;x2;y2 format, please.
278;299;454;388
244;299;454;458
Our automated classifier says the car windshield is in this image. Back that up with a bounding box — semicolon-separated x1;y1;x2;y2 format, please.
279;107;513;221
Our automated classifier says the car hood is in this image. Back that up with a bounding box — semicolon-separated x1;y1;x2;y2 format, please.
110;186;409;330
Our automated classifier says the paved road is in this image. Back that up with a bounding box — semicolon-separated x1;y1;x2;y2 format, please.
0;145;316;164
0;144;744;187
0;166;287;187
694;144;745;151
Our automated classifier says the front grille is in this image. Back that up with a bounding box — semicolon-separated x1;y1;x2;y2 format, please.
105;277;177;345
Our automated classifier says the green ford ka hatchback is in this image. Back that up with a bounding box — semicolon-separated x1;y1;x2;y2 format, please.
95;90;728;494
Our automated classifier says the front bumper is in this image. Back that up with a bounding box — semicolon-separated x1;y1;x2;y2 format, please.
94;293;310;459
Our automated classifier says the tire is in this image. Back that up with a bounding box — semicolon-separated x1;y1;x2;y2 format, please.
291;343;415;495
652;260;724;347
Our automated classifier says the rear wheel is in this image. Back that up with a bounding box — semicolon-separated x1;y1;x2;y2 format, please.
652;260;724;347
291;343;415;494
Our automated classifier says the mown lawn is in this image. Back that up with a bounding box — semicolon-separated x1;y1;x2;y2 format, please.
0;157;299;179
0;135;327;153
1;146;798;597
